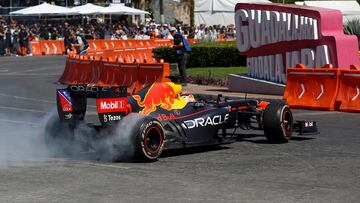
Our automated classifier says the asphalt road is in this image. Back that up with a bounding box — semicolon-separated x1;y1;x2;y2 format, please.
0;56;359;203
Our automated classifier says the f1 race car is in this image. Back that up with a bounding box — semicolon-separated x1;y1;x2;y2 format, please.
45;82;318;161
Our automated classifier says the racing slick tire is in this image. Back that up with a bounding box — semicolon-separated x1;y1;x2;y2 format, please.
44;114;86;157
111;113;165;161
263;101;294;143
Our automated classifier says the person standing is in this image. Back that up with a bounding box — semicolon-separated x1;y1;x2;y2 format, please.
63;23;71;54
73;29;89;55
0;27;4;56
4;26;12;56
170;27;192;85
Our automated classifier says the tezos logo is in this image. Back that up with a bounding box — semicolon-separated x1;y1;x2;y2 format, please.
182;114;229;129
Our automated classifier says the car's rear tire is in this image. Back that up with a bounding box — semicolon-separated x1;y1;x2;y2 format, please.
136;117;165;161
263;101;293;143
110;113;165;161
44;114;85;156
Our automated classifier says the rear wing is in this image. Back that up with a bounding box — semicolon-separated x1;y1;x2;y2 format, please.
56;85;128;126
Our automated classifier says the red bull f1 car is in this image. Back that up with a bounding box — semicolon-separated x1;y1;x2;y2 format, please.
45;82;318;161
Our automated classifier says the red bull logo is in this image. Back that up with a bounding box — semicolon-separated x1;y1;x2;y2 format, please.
133;83;180;115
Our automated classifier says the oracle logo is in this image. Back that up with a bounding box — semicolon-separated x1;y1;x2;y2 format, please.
182;114;229;129
97;98;127;113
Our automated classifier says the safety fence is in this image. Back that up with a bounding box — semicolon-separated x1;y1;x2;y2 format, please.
283;64;360;113
30;38;197;56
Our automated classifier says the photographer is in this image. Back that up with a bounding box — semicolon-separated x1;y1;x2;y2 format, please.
170;27;192;86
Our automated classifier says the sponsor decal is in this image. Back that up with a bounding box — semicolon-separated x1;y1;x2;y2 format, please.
156;113;176;121
96;98;127;113
103;114;122;123
58;90;73;112
225;106;232;112
182;114;229;129
64;113;73;120
133;83;177;115
305;121;313;127
70;85;111;93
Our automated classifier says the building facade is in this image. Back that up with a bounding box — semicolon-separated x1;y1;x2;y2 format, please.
151;0;190;25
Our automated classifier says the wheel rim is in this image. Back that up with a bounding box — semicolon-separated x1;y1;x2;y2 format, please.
282;108;293;138
144;126;163;154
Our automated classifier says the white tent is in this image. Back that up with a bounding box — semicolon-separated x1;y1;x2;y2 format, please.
295;1;360;22
100;3;149;15
71;3;104;15
195;0;271;26
9;2;75;15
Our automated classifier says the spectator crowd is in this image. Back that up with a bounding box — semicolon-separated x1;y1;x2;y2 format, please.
0;16;236;56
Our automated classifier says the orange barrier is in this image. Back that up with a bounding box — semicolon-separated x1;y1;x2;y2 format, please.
187;38;197;44
58;58;91;84
97;62;139;94
153;39;173;47
86;40;101;52
88;60;104;85
31;39;175;57
58;58;72;84
40;40;64;55
98;62;120;86
59;54;170;95
336;65;360;112
137;63;171;87
30;41;42;56
283;64;340;111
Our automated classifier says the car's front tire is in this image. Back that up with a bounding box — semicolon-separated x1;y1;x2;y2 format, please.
263;101;294;143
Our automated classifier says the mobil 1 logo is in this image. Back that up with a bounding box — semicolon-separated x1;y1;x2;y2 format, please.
96;97;127;125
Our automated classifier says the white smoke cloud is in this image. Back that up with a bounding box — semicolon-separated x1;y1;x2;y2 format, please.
0;109;144;166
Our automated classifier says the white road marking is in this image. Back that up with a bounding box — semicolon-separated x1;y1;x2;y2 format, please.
87;162;131;169
0;74;59;76
0;92;97;108
294;111;342;116
0;106;47;114
0;118;41;126
0;93;54;104
9;66;62;74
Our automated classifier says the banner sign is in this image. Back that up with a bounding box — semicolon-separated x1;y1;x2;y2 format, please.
235;3;360;84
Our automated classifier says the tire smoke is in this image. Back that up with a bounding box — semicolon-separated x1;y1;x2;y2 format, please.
45;112;145;162
0;112;52;166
